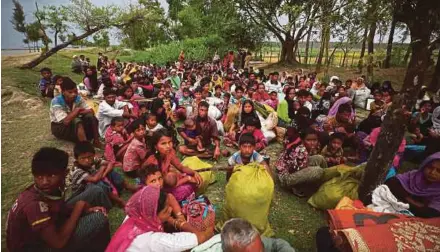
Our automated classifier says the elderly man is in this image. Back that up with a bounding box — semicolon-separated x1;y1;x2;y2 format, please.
191;218;295;252
50;77;101;147
178;101;221;159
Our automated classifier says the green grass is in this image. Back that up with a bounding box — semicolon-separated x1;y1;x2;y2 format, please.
1;48;417;251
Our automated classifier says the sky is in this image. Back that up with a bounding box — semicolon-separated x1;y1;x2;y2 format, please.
1;0;169;49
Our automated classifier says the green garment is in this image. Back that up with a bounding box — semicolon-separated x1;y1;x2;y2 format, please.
191;234;295;252
277;100;291;124
169;76;181;90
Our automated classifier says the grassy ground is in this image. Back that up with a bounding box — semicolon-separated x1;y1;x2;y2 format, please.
1;49;415;251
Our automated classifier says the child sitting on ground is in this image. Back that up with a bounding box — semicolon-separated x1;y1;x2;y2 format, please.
176;87;193;119
227;133;272;181
123;119;148;178
239;117;267;152
39;67;54;98
104;117;133;163
71;141;138;208
6;147;110;252
144;113;164;137
320;132;346;167
182;118;205;152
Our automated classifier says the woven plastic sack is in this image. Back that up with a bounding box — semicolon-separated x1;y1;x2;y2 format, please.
181;156;215;195
308;165;365;210
274;126;287;143
219;163;275;237
223;104;240;132
182;195;215;232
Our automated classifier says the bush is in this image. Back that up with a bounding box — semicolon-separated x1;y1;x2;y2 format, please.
119;35;233;64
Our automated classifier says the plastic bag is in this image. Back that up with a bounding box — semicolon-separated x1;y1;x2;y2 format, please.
181;156;215;195
308;164;364;210
218;163;275;237
208;105;222;120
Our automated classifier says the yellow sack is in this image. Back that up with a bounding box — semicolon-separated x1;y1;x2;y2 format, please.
85;99;100;115
223;104;240;132
181;156;215;195
308;164;365;210
218;163;275;237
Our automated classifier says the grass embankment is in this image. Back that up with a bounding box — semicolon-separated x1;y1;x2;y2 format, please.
1;48;414;251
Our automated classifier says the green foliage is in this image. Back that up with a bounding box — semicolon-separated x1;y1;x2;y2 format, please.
119;35;232;64
119;0;170;50
92;30;110;51
11;0;26;33
38;5;69;46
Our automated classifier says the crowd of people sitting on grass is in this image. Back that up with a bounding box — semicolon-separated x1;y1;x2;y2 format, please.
6;50;440;251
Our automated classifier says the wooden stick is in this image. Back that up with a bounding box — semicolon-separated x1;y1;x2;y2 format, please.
195;167;233;173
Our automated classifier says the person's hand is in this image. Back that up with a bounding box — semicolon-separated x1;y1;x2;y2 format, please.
87;206;108;216
213;147;221;160
336;127;347;134
122;111;131;118
73;108;84;115
188;138;198;145
192;172;203;187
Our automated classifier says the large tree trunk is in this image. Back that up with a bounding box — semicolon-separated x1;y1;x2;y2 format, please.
383;14;397;68
20;26;103;69
304;25;313;65
358;15;432;203
279;37;296;64
428;52;440;91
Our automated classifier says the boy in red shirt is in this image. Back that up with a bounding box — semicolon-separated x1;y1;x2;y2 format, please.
6;147;110;252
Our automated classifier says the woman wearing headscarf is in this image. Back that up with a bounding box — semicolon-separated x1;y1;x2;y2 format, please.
225;100;261;146
327;97;355;120
277;87;299;127
385;152;440;218
106;186;214;252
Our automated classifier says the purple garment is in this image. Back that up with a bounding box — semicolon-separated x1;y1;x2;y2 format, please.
165;183;196;202
328;97;355;120
396;152;440;211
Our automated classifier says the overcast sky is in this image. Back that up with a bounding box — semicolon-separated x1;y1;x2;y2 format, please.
1;0;169;49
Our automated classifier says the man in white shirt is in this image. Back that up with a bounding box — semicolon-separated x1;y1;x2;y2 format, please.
265;72;284;100
97;88;135;137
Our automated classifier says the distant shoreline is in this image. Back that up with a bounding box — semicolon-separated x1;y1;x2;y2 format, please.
1;49;39;56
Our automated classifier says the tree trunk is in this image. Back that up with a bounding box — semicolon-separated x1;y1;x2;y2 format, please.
383;14;397;68
367;22;376;54
342;49;348;67
360;26;369;58
295;43;301;64
54;31;58;47
316;26;329;72
279;38;296;64
351;51;355;67
403;45;411;66
21;26;103;69
428;52;440;91
358;15;432;203
304;25;313;65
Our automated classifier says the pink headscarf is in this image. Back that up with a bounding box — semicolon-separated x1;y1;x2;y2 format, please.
328;97;355;119
105;186;163;252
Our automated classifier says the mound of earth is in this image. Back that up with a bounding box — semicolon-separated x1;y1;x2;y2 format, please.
2;86;44;110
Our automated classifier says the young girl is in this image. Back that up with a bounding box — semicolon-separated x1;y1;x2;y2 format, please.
225;100;261;147
104;117;133;163
123;119;148;178
264;91;279;110
118;86;141;118
275;128;327;197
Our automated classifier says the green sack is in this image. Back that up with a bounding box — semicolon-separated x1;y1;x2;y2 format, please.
218;163;275;237
308;164;365;210
181;156;215;195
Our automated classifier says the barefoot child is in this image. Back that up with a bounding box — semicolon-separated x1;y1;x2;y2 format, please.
104;117;133;164
71;142;138;208
227;133;272;181
182;118;206;152
39;67;54;98
320;132;346;167
6;147;110;251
